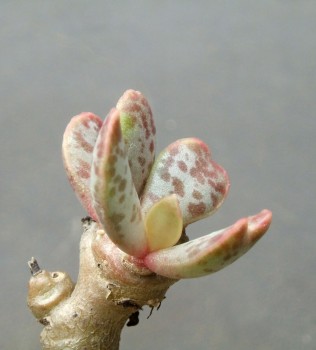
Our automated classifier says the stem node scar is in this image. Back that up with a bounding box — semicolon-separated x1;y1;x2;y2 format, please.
28;257;42;276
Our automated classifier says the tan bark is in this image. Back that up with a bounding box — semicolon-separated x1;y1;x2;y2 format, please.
28;218;177;350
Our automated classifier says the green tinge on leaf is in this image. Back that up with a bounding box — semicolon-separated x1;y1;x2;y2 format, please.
141;138;230;226
144;210;272;279
90;108;148;257
144;194;183;252
62;112;102;220
116;90;156;196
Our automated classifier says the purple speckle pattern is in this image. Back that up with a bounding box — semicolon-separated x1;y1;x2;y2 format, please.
90;108;147;257
141;138;230;226
62;112;102;220
144;210;272;279
62;89;272;270
117;90;156;196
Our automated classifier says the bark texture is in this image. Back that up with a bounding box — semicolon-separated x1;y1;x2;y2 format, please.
28;218;177;350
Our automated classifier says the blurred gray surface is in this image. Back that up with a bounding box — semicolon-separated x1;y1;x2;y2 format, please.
1;1;315;349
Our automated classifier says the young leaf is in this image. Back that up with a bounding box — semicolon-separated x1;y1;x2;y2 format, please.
117;90;156;196
144;194;183;252
141;138;229;226
90;108;148;257
144;209;272;279
62;112;102;219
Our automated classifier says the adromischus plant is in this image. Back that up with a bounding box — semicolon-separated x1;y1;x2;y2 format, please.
28;90;272;350
62;89;271;278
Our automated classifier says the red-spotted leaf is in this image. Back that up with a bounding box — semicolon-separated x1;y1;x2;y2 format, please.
90;108;148;257
144;194;183;252
141;138;229;226
62;112;102;219
116;90;156;196
144;209;272;279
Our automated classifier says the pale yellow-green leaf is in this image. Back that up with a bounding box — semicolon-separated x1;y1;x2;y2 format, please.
144;194;183;252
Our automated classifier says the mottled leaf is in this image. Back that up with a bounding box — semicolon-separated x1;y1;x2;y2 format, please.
62;112;102;219
116;90;156;196
90;108;148;257
144;194;183;252
144;209;272;279
141;138;229;226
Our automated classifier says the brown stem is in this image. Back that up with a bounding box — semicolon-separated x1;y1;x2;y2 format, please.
28;218;177;350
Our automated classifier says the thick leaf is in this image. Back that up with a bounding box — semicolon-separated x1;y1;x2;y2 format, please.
116;90;156;196
144;209;272;279
141;138;229;226
144;194;183;252
90;108;148;257
62;112;102;219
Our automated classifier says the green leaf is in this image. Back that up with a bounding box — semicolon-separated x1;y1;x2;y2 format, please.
117;90;156;196
141;138;229;226
62;112;102;219
90;108;148;257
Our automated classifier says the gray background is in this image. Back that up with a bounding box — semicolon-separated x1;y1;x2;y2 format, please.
1;1;315;349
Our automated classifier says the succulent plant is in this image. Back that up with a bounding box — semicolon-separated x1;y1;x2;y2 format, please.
62;89;272;280
28;89;272;350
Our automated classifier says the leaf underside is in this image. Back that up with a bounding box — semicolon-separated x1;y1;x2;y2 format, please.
144;209;272;279
90;108;148;257
141;138;230;226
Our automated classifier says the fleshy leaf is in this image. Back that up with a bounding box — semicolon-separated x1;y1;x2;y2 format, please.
62;112;102;219
116;90;156;196
144;209;272;279
141;138;229;226
144;194;183;252
90;108;148;257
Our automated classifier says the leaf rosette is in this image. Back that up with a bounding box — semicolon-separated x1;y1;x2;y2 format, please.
62;90;272;279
